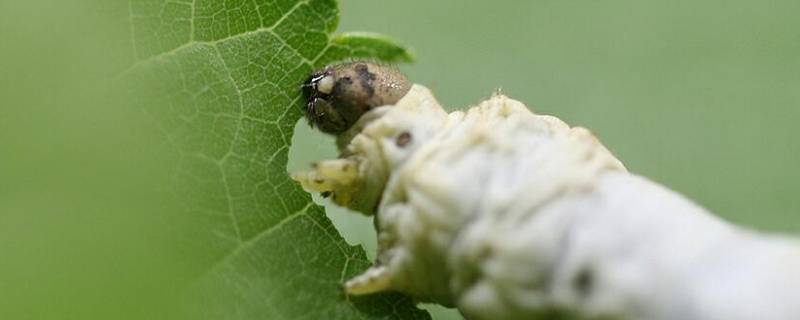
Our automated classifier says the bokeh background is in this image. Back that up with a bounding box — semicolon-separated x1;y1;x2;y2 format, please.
3;1;800;319
290;1;800;319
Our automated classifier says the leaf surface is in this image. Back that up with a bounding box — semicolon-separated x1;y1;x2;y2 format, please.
124;0;425;318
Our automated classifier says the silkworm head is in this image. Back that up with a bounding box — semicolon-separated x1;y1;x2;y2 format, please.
302;62;412;135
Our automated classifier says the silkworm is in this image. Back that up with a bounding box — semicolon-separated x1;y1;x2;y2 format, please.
293;63;800;320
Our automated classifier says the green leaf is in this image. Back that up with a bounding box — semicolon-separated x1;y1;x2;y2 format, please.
123;0;427;319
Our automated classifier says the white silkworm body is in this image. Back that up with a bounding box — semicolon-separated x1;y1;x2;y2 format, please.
294;84;800;320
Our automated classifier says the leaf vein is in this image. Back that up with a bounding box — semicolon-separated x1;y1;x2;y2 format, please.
120;0;310;76
201;202;314;278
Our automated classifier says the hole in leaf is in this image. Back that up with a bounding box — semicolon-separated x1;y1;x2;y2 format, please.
288;119;378;259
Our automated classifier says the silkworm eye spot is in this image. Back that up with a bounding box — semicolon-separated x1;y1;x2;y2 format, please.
316;75;334;94
395;131;412;147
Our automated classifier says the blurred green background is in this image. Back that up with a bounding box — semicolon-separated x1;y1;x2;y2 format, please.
3;1;800;319
291;1;800;318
